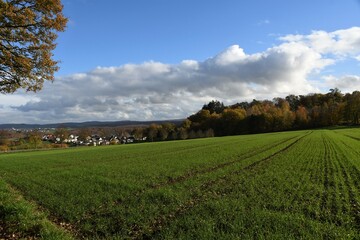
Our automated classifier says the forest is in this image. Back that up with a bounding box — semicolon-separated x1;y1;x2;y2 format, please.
185;88;360;136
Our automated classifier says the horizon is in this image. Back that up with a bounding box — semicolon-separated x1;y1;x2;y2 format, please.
0;119;185;128
1;0;360;124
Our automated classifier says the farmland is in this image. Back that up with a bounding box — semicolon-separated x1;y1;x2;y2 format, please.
0;128;360;239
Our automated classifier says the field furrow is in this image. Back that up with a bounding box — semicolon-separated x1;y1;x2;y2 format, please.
129;132;311;239
1;128;360;239
331;135;360;229
150;134;300;189
148;130;359;239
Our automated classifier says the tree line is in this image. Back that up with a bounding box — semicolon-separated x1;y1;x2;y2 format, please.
186;89;360;136
123;88;360;141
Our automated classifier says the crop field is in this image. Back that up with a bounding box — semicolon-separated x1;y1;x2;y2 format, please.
1;128;360;239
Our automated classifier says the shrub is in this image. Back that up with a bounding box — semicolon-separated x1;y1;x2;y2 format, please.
0;145;9;152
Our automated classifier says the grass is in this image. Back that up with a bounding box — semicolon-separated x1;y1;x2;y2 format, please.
0;129;359;239
0;179;72;239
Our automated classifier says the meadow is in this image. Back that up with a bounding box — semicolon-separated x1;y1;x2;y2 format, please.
0;128;360;239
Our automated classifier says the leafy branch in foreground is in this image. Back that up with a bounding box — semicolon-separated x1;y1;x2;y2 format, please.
0;0;67;93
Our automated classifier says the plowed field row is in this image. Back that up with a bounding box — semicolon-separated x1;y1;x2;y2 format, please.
0;128;360;239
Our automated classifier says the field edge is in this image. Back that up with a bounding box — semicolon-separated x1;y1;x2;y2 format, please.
0;179;73;240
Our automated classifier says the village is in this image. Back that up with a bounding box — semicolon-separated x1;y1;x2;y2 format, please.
41;133;146;146
0;126;150;151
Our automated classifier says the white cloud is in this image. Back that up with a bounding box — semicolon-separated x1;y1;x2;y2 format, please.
323;75;360;92
212;45;248;65
280;27;360;57
3;26;360;124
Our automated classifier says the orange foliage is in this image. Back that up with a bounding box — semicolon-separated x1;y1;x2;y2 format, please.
0;0;67;93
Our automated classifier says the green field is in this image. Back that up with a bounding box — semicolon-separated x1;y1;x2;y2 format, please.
1;128;360;239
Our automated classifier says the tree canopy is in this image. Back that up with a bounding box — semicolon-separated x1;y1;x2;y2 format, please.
0;0;67;93
187;89;360;136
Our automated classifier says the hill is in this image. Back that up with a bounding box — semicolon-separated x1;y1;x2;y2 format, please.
0;119;184;129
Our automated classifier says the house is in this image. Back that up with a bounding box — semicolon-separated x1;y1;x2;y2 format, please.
42;134;56;142
91;135;104;146
127;136;135;143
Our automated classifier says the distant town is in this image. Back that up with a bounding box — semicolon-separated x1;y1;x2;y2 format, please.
0;119;211;152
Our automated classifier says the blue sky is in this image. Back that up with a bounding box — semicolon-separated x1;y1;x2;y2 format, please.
54;0;359;75
1;0;360;123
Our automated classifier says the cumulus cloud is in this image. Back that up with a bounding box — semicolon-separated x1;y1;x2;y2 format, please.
3;26;360;123
323;75;360;92
280;27;360;57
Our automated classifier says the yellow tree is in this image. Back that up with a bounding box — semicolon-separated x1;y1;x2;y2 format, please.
0;0;67;93
27;130;42;149
279;100;295;130
295;106;309;128
220;108;246;135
